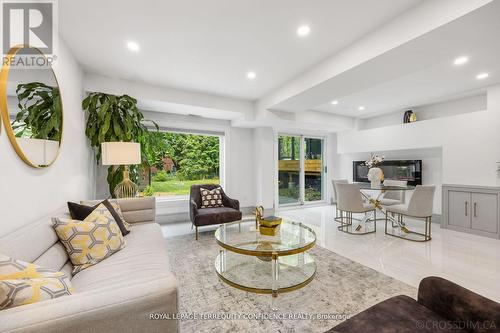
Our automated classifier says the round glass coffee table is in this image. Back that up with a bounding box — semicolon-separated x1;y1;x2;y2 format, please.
214;220;316;307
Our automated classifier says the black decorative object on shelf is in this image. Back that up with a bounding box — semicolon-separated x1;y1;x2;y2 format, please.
403;110;417;123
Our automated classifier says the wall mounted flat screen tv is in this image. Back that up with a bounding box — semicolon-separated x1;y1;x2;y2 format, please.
353;160;422;186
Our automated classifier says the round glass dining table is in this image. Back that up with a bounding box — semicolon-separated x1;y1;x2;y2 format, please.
355;182;416;192
339;183;415;234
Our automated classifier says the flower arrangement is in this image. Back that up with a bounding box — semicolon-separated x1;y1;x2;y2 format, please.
364;154;385;168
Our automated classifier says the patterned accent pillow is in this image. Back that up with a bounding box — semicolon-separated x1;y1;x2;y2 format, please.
0;276;73;310
0;253;64;280
0;253;74;310
53;203;126;274
200;187;224;208
109;201;131;233
69;200;130;236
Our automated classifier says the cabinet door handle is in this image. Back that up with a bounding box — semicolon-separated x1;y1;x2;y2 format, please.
474;202;477;218
465;202;468;216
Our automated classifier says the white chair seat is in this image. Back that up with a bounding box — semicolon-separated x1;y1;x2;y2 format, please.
384;185;435;242
336;183;376;213
336;182;378;235
379;198;403;206
385;185;435;218
384;204;408;215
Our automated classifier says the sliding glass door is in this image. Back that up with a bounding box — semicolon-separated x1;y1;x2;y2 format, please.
304;138;324;202
278;135;325;207
278;135;301;205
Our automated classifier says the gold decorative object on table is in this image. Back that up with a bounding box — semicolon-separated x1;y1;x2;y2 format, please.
255;205;282;236
255;206;264;228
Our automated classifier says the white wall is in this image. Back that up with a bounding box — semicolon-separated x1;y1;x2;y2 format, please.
359;94;487;130
254;128;275;212
225;127;255;208
0;40;94;237
336;84;500;214
327;133;342;203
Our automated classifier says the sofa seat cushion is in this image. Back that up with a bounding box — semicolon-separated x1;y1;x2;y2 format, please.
70;223;170;292
194;207;242;226
330;295;458;333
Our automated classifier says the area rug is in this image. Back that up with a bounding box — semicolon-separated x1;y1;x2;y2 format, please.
165;230;416;333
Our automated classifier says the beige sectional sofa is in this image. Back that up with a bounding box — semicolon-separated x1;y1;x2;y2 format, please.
0;197;179;333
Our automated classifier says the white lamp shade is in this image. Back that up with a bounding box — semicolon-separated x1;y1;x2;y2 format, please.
16;138;59;165
101;142;141;166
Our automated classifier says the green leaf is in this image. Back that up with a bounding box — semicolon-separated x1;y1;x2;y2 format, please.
14;82;61;141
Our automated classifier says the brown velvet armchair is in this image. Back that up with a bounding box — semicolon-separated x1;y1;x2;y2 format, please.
189;184;242;240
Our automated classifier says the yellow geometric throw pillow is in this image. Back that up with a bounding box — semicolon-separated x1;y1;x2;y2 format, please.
0;276;73;310
0;253;74;310
53;203;126;274
0;253;65;280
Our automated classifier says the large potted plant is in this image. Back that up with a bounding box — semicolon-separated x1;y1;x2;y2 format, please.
82;92;157;197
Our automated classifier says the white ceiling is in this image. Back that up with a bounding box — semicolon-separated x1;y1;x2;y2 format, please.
137;99;241;120
277;1;500;118
59;0;421;100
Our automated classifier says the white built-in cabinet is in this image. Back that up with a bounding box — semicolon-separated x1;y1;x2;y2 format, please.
442;185;500;239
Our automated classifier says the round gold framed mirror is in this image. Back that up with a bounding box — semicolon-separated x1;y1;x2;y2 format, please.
0;46;63;168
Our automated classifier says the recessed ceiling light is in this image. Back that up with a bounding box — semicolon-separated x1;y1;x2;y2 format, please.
246;71;256;80
297;25;311;37
358;106;365;111
126;41;140;52
453;56;468;66
476;72;489;80
331;100;338;105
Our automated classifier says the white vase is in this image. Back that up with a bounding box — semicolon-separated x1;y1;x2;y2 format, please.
367;167;383;188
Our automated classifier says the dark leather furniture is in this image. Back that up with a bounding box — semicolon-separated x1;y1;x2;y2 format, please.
327;276;500;333
189;184;242;240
